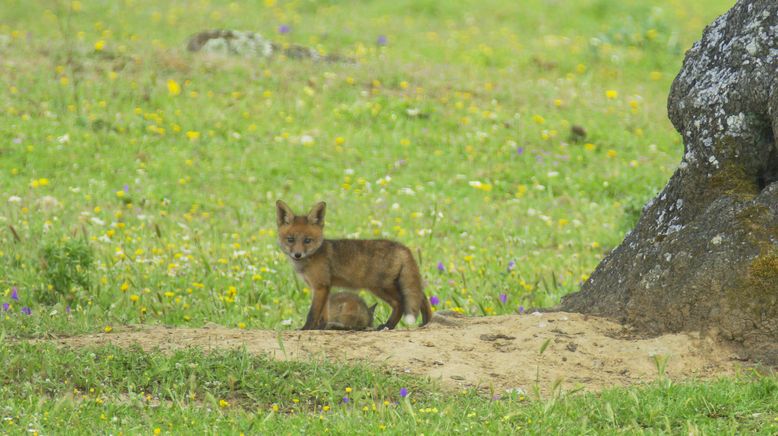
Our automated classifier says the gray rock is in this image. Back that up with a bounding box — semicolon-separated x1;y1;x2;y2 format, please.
187;29;274;57
186;29;353;63
560;0;778;364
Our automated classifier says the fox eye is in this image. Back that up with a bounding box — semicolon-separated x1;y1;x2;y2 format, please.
303;237;312;244
286;237;295;243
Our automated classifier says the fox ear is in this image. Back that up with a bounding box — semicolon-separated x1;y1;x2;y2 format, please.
276;200;295;226
307;201;326;226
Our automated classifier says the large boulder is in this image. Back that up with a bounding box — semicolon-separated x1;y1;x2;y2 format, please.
561;0;778;363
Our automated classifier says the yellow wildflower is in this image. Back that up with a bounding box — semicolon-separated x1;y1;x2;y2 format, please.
167;79;181;96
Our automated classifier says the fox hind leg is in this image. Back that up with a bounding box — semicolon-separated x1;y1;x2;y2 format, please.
369;287;404;330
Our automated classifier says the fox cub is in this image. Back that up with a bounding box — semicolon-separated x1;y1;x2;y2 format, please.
276;200;432;330
325;292;376;331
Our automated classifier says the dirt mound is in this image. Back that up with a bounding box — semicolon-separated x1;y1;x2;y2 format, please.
48;312;740;392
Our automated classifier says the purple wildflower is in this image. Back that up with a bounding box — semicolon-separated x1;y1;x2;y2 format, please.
21;306;31;315
436;261;445;272
278;24;291;34
2;303;8;311
518;305;525;314
376;35;388;46
400;387;408;398
507;260;516;272
66;305;71;314
516;146;524;155
499;293;508;304
429;295;440;306
11;287;18;301
342;396;350;404
123;184;130;193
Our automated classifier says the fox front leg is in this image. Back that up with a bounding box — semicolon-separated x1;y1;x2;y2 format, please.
301;286;330;330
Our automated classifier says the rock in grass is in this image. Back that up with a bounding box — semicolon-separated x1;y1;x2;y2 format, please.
187;30;281;58
186;29;353;63
560;0;778;364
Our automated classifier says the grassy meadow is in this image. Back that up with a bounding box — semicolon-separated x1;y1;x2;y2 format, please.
2;0;777;433
0;0;736;333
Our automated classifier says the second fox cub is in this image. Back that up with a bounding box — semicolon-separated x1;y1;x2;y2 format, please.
276;200;432;330
325;292;376;331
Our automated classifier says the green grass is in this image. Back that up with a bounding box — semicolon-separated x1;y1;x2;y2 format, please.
2;342;777;434
3;0;776;433
0;0;735;332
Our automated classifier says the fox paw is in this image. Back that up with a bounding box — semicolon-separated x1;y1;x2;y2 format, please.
376;323;393;331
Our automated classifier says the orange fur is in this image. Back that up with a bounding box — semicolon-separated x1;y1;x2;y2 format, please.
276;200;432;330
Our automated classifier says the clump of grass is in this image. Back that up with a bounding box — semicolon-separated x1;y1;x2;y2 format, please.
38;238;93;304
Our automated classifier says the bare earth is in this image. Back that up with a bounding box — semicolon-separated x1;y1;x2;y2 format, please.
49;311;740;393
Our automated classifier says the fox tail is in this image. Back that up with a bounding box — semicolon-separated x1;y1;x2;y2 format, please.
398;251;433;326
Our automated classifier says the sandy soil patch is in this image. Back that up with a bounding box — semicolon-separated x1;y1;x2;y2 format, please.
47;311;741;392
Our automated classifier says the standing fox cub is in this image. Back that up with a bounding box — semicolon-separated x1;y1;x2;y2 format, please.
325;292;376;330
276;200;432;330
